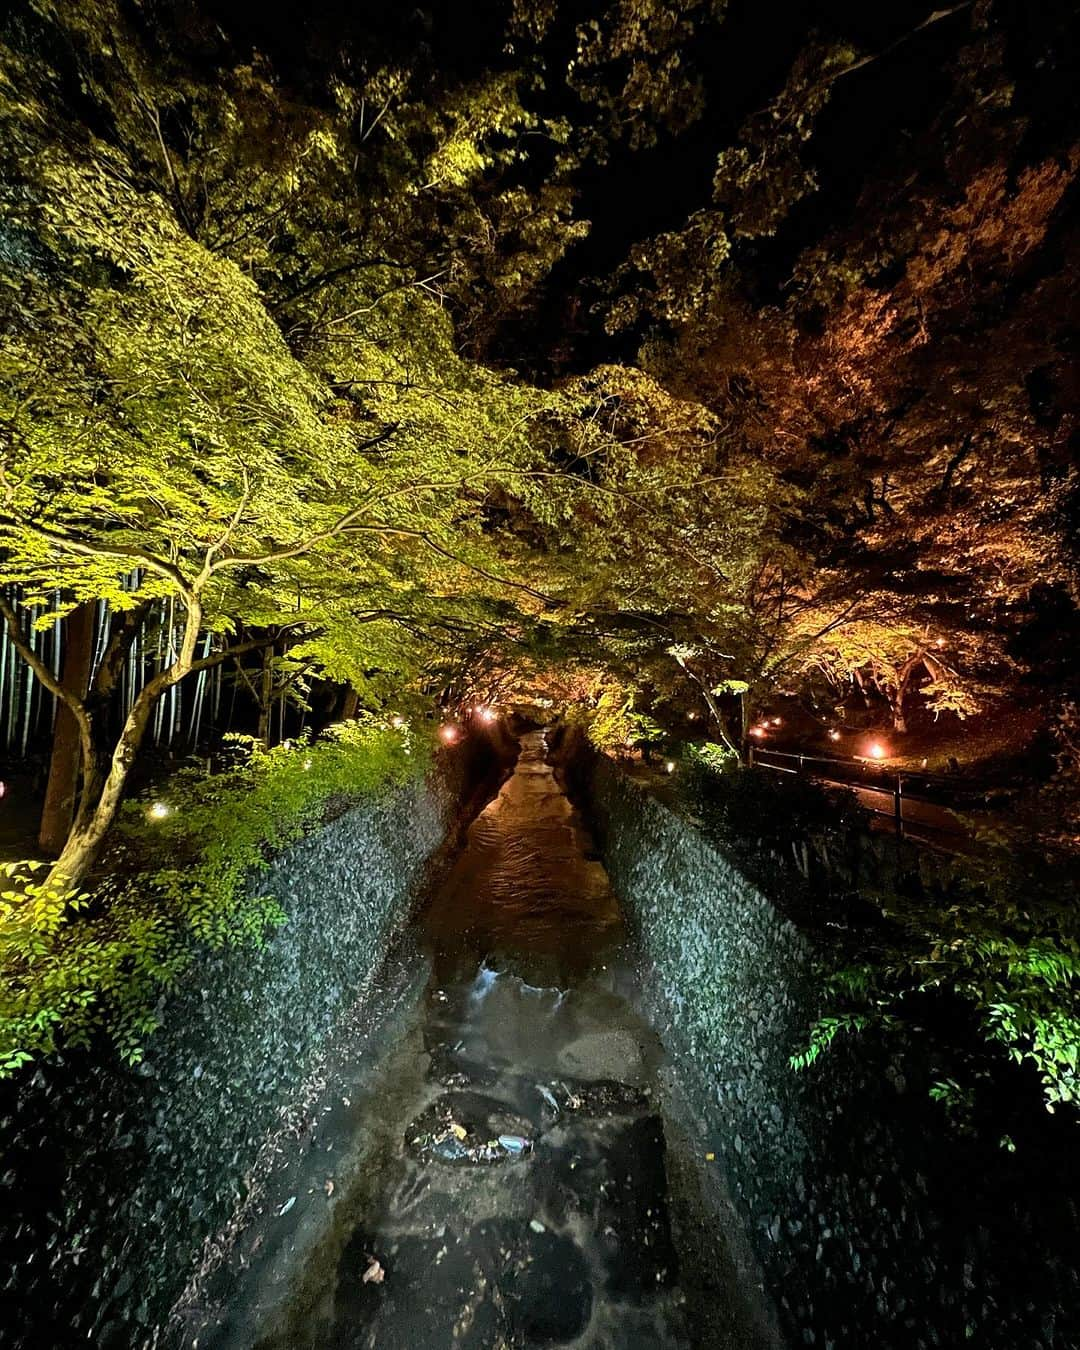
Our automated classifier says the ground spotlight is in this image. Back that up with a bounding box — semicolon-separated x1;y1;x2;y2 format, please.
148;801;170;820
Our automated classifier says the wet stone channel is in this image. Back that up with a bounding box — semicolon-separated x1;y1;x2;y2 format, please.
189;730;767;1349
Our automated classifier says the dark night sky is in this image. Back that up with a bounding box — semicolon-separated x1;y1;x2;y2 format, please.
154;0;1080;376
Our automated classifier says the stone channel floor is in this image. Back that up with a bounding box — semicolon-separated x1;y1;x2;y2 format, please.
185;731;773;1349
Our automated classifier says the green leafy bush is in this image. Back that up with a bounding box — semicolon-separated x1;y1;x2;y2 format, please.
684;740;738;775
795;894;1080;1117
682;750;1080;1121
0;719;428;1075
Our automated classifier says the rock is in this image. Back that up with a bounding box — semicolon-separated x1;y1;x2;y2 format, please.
559;1030;646;1081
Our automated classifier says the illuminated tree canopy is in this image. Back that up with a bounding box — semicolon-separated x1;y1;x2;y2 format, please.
2;0;1079;885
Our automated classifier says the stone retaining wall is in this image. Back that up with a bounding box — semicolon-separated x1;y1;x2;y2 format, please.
588;757;1078;1350
0;764;464;1349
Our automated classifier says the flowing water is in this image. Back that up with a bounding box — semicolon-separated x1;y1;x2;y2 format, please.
193;730;771;1349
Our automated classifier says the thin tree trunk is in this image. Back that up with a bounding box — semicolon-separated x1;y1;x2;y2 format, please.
47;595;205;888
38;602;96;855
892;654;923;734
50;697;158;886
738;689;752;764
257;644;274;749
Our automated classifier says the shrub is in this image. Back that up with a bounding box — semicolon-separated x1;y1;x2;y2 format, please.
0;719;428;1075
681;750;1080;1122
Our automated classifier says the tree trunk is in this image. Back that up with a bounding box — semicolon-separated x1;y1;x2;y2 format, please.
738;689;752;763
341;686;360;721
46;594;206;891
38;602;96;854
892;655;923;734
257;644;275;749
48;697;156;888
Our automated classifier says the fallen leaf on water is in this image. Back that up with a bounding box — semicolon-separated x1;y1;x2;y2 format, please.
278;1196;296;1217
705;1152;715;1162
324;1179;335;1197
363;1257;385;1285
450;1123;467;1141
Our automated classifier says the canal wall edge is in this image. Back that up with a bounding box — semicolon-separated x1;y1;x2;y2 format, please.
587;754;1077;1350
0;761;465;1349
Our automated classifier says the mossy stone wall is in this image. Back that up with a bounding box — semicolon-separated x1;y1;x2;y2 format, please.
0;768;459;1349
589;759;1078;1350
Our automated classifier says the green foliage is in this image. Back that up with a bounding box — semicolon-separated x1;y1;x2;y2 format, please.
578;683;663;752
791;858;1080;1120
685;740;737;774
0;720;426;1074
682;752;1080;1123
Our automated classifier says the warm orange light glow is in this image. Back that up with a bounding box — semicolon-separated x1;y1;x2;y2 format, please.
750;725;767;738
828;729;841;741
771;716;782;726
439;724;459;744
477;706;497;723
688;711;698;720
935;638;946;649
867;741;887;760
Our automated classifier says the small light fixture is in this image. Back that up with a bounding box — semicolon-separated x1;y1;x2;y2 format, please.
390;715;405;729
688;711;698;721
867;741;887;760
439;724;459;744
665;760;676;774
828;729;841;742
148;801;170;820
478;706;497;723
772;716;782;726
750;726;767;738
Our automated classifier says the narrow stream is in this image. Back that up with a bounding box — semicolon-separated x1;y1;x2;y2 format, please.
196;730;767;1349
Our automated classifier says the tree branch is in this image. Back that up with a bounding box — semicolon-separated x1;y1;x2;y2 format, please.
0;592;91;733
5;518;194;598
268;257;411;315
91;598;154;701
